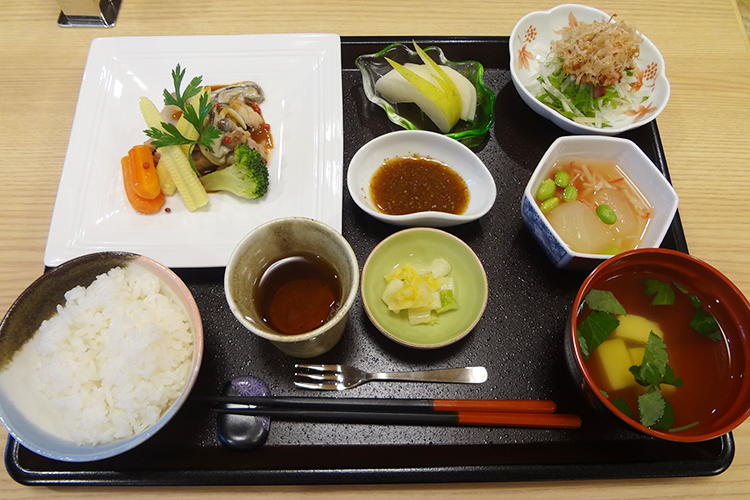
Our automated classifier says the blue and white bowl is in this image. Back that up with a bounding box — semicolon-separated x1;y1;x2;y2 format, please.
521;136;679;269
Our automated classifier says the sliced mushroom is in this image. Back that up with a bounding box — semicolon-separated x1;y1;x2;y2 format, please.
213;81;265;105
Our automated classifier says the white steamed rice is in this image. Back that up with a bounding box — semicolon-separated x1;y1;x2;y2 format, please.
3;264;194;446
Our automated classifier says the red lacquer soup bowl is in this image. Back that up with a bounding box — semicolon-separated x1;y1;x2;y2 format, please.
565;248;750;442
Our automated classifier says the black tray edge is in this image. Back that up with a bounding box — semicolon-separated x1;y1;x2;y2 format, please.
4;432;734;486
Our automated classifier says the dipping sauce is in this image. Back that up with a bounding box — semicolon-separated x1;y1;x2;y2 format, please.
370;155;470;215
255;252;342;335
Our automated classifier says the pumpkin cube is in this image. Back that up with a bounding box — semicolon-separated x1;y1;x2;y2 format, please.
612;314;663;344
591;338;635;391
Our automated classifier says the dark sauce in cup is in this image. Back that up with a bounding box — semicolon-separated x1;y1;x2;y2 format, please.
370;155;470;215
255;252;342;335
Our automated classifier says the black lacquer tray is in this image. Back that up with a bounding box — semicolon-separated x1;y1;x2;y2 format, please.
5;37;733;486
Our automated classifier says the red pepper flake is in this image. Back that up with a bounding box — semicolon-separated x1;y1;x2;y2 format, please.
263;123;271;130
142;162;150;169
223;136;232;145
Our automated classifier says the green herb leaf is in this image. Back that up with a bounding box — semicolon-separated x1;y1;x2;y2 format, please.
164;64;202;107
584;290;626;315
673;281;689;294
144;123;195;148
611;397;633;418
147;64;222;156
577;335;590;360
629;332;669;386
661;364;683;387
643;279;676;305
689;294;703;309
651;393;676;430
669;421;700;433
638;386;667;428
577;311;620;361
690;309;722;342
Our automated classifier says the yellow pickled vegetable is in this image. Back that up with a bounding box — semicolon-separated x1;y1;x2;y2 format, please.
381;258;456;325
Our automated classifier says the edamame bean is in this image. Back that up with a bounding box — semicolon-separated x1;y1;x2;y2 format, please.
562;185;578;201
537;179;556;201
554;170;570;188
596;204;617;225
540;196;560;213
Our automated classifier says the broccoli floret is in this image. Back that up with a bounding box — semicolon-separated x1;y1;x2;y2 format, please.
200;144;269;199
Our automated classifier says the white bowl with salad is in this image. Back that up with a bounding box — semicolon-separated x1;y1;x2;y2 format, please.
509;4;670;135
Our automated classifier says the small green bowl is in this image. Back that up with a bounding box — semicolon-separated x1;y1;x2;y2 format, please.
361;228;488;349
355;43;496;143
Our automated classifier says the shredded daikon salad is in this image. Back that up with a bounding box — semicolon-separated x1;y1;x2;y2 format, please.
527;17;648;128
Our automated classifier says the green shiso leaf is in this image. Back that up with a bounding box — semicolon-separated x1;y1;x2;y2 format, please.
638;386;667;428
577;311;620;361
643;279;676;306
690;309;722;341
584;290;626;316
651;393;676;430
629;332;672;387
611;397;633;419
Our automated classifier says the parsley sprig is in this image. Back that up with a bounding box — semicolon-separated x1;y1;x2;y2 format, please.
144;64;222;153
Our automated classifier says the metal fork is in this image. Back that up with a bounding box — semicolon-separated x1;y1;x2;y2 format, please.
294;364;488;390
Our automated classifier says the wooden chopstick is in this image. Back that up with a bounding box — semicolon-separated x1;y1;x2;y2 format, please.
200;396;558;414
211;407;582;429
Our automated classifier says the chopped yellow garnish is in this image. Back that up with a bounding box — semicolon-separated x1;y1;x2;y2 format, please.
381;258;455;325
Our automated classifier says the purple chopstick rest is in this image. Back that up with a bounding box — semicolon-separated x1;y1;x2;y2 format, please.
217;376;271;450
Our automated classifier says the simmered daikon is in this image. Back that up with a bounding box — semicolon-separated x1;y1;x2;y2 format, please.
537;159;653;255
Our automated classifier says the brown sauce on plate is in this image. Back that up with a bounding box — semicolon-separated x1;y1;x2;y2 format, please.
255;252;341;335
370;155;470;216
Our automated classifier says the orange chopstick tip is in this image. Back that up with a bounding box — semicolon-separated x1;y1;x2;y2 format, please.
433;399;557;414
457;412;582;429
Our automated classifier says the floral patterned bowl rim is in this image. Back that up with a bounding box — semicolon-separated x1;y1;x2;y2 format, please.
509;3;670;135
355;43;496;142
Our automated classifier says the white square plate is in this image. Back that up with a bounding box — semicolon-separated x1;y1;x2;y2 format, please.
44;34;343;268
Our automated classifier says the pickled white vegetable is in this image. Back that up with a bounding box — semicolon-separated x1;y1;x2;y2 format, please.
429;257;452;279
381;258;457;324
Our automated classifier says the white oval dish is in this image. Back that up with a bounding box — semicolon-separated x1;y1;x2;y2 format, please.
509;4;670;135
347;130;496;227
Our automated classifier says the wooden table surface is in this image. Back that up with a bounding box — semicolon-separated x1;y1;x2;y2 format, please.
2;0;750;498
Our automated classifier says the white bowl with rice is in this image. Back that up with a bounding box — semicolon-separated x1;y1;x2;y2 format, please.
0;252;202;462
509;4;670;135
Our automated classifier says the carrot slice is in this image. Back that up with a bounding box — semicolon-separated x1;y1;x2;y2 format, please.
121;156;165;214
127;145;162;200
